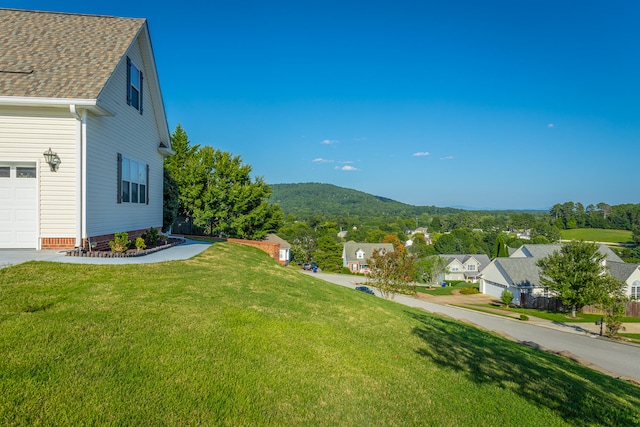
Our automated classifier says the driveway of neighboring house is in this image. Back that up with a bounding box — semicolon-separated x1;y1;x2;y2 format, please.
0;239;212;269
305;271;640;382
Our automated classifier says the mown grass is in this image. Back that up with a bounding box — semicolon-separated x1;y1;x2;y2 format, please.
1;242;639;426
415;280;472;296
470;304;640;324
560;228;633;244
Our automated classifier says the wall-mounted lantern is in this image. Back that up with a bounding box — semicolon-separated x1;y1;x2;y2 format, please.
43;147;61;172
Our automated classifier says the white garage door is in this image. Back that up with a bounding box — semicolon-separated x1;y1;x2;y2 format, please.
483;281;507;299
0;163;38;249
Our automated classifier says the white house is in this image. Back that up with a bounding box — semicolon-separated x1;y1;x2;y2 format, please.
438;254;491;283
0;9;172;250
263;233;292;265
342;241;394;274
479;244;634;304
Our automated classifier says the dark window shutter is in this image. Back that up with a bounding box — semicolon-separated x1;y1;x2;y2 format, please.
139;72;144;114
126;57;131;106
117;153;122;203
146;164;150;205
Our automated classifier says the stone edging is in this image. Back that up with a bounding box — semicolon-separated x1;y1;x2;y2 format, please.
65;238;186;258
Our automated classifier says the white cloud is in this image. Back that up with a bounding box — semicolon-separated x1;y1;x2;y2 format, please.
338;160;354;164
547;123;555;128
321;139;339;145
336;165;359;171
413;151;430;157
440;156;454;160
312;158;333;163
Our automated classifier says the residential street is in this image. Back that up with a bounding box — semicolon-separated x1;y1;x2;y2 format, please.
305;271;640;382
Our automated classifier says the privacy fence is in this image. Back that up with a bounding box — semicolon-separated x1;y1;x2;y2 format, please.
520;294;640;318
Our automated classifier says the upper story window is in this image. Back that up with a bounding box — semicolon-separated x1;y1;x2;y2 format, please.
117;153;148;205
466;264;476;271
126;57;144;114
356;249;365;259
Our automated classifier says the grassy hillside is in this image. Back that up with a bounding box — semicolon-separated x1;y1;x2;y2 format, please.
270;182;461;220
560;228;634;244
1;243;639;426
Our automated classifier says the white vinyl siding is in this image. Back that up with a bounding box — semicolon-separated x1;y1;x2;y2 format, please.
0;107;77;244
84;37;164;236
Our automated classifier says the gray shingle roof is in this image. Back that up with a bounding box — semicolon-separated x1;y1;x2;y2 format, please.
438;254;492;272
608;261;640;282
516;244;623;263
263;233;291;249
343;241;394;263
494;258;542;289
0;8;145;99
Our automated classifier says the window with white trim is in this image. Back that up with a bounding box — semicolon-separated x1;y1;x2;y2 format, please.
467;264;476;271
117;154;148;204
126;57;144;114
632;280;640;300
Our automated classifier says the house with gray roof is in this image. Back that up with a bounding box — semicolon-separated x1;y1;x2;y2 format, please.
608;261;640;300
0;9;172;250
480;243;636;304
263;233;292;265
342;241;394;274
437;254;491;283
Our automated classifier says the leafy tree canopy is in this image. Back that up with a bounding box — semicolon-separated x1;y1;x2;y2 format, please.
536;241;625;317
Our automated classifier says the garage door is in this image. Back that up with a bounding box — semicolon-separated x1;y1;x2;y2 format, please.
0;163;38;248
483;281;507;299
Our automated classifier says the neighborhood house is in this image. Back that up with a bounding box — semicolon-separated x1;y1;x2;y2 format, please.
479;244;640;304
0;9;172;250
437;254;491;283
342;241;394;274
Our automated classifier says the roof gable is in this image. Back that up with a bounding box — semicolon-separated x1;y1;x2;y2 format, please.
0;9;144;100
342;242;394;263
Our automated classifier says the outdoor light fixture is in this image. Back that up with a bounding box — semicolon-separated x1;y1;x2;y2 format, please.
43;147;61;172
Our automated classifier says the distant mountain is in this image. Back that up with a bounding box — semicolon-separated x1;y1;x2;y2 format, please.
269;182;462;220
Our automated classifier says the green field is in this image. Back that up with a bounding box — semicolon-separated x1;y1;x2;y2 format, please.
560;228;633;244
1;243;639;426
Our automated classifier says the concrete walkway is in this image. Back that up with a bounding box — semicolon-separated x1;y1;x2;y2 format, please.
0;238;212;268
305;271;640;382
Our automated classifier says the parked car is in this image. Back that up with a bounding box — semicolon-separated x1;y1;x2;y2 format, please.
355;286;375;295
302;262;317;271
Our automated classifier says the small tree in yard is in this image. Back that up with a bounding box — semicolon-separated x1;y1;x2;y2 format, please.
501;290;514;307
413;255;449;286
367;248;415;299
536;240;626;318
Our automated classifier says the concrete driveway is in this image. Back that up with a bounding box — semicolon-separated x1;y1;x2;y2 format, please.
0;239;212;269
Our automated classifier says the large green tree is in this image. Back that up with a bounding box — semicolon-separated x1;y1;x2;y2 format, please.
313;235;343;272
536;241;625;317
164;125;283;239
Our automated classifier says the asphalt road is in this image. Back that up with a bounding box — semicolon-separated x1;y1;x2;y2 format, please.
306;271;640;382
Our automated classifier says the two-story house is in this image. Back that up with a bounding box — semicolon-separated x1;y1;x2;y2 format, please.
0;8;172;250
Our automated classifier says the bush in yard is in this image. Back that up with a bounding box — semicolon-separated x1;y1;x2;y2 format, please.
340;267;352;275
520;314;529;321
135;237;147;251
501;290;514;307
142;227;160;247
109;232;131;253
459;286;479;295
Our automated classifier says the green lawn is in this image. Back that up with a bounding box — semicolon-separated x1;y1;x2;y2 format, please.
416;280;474;296
560;228;633;244
470;304;640;324
1;243;639;426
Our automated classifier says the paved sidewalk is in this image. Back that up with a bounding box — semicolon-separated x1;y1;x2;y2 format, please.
0;238;212;268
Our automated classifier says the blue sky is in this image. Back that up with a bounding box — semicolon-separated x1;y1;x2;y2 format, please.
7;1;640;209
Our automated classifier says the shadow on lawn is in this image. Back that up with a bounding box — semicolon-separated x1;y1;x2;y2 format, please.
409;312;640;427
